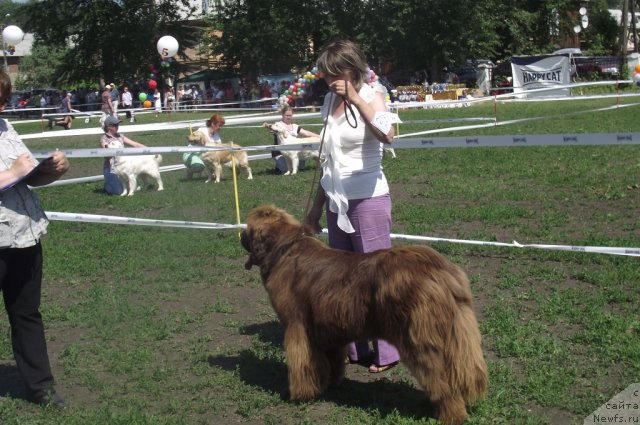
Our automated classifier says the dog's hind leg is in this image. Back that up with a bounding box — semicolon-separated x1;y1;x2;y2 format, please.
284;322;325;400
214;163;223;183
434;395;468;425
241;163;253;180
403;345;469;425
148;170;164;191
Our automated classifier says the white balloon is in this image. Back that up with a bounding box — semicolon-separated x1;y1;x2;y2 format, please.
156;35;179;57
633;73;640;83
2;25;24;45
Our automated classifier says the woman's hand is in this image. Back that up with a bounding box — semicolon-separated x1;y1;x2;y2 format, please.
38;151;70;175
10;153;36;179
24;151;70;187
304;209;323;235
328;79;358;103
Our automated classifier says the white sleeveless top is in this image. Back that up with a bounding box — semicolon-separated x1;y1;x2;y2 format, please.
320;83;389;233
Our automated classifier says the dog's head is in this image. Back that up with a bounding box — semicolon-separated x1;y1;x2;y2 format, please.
188;132;206;146
241;205;304;271
106;139;124;149
262;121;287;137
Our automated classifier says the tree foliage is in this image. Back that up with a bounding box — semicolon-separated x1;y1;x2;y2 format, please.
20;0;196;87
12;0;624;88
206;0;621;82
13;42;69;90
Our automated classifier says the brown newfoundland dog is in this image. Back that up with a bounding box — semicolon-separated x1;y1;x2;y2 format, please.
241;205;487;425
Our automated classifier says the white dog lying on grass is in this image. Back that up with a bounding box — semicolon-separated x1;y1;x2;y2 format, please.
107;140;163;196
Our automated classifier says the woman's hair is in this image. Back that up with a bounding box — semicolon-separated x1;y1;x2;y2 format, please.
0;70;12;106
316;39;368;89
280;104;293;116
206;114;225;127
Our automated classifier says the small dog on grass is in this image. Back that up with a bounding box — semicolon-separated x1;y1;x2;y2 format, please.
106;140;163;196
187;132;253;183
262;122;319;175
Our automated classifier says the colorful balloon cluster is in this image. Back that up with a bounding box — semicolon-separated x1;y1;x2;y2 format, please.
278;67;321;106
138;35;179;108
634;64;640;87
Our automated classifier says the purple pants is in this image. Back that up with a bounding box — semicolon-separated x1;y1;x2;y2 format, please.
326;194;400;367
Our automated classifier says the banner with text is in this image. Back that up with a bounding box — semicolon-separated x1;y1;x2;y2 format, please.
511;55;570;98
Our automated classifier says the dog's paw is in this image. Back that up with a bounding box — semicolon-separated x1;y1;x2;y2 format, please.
283;171;291;176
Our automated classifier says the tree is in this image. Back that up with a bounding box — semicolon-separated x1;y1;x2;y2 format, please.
205;0;332;82
13;42;69;89
21;0;197;87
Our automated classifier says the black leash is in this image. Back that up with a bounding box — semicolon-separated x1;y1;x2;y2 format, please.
302;94;335;234
302;81;358;233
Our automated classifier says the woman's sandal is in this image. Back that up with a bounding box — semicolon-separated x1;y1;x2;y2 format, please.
368;361;399;374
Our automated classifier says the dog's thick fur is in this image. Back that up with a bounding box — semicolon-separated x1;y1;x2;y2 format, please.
187;132;253;183
262;122;319;175
241;205;487;425
107;140;163;196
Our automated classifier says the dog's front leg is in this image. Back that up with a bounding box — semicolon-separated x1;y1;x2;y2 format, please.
214;163;223;183
289;154;299;175
127;174;137;196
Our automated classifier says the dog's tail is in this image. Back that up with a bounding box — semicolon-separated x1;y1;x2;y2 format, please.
154;154;163;165
446;275;488;403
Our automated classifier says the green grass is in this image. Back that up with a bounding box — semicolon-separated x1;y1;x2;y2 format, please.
0;96;639;424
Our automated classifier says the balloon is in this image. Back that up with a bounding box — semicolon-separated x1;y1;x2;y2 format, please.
143;100;152;108
139;93;147;102
635;64;640;73
148;79;157;90
2;25;24;45
634;73;640;83
156;35;179;57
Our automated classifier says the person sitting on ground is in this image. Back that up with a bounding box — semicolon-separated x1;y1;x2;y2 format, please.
99;115;147;195
195;114;225;146
272;104;319;174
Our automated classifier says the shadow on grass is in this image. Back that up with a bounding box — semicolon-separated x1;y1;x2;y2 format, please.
0;364;25;399
207;321;437;421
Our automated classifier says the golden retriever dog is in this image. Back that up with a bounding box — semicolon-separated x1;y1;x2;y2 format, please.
241;205;487;425
187;132;253;183
262;122;320;175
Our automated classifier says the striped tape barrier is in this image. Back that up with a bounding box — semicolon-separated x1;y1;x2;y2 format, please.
44;212;640;257
28;132;640;160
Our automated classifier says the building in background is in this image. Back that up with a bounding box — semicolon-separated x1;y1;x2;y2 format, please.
0;32;32;83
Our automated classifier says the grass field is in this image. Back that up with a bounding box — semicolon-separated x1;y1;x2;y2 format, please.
0;94;639;425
